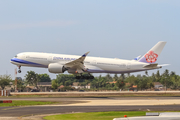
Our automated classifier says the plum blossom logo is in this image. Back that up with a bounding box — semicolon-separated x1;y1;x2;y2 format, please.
145;51;158;63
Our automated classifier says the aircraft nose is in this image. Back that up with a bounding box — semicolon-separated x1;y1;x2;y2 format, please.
10;58;15;63
10;57;18;65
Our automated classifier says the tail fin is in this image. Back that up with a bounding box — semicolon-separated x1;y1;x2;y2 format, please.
138;41;166;63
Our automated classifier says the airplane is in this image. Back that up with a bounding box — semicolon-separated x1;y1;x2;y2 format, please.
11;41;167;79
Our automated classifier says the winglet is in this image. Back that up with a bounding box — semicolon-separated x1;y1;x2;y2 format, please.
82;51;90;57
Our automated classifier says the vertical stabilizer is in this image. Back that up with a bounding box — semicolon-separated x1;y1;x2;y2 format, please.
138;41;166;63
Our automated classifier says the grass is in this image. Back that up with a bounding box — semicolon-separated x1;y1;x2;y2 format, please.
0;100;57;107
7;93;180;98
44;111;146;120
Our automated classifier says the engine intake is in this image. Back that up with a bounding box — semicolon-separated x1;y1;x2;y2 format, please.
48;63;66;73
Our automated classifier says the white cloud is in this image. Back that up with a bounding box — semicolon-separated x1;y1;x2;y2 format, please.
0;20;76;30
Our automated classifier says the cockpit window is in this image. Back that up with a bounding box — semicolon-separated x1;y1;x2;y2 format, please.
15;55;18;58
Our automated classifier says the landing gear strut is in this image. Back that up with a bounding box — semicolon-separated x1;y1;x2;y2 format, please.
18;66;21;73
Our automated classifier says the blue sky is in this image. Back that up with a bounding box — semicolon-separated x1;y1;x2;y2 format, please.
0;0;179;79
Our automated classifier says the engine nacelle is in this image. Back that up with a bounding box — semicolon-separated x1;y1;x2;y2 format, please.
48;63;66;73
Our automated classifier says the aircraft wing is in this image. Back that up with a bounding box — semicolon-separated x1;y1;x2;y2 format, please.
64;52;90;73
158;64;170;67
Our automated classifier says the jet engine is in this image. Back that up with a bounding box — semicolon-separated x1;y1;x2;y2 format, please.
48;63;66;73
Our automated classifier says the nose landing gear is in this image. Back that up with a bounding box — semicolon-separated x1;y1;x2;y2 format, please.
18;66;21;73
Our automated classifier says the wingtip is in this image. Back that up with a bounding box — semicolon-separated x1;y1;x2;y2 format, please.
82;51;90;57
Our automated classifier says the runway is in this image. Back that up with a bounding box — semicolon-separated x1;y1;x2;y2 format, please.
0;97;180;117
1;105;180;117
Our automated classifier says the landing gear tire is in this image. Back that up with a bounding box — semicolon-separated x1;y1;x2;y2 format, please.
18;70;21;73
17;66;21;73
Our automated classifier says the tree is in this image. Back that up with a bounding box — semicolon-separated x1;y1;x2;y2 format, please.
170;71;176;77
120;74;125;81
105;74;113;82
0;75;11;90
116;74;125;89
55;74;74;86
52;79;59;90
64;80;73;86
78;82;87;88
14;79;26;92
161;69;171;90
38;74;51;82
145;71;149;76
171;75;180;90
60;86;73;91
113;74;118;81
24;71;39;89
116;79;125;89
126;75;138;87
155;70;161;82
151;73;156;82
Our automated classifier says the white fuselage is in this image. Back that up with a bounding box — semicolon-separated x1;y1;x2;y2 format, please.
10;52;160;74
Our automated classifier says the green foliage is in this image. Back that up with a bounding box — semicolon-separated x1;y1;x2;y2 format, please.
38;74;51;82
116;79;125;89
116;74;125;89
124;69;180;91
60;86;73;91
44;111;146;120
14;79;26;91
155;70;161;82
126;75;138;87
105;74;113;82
24;71;39;89
160;69;172;90
55;74;75;86
138;76;149;90
113;74;118;81
24;70;180;91
0;74;12;90
24;71;52;89
0;101;56;107
171;75;180;90
125;75;154;91
52;79;59;90
91;76;110;90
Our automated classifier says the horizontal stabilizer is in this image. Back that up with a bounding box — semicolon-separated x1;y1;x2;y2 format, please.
143;63;158;68
158;64;170;67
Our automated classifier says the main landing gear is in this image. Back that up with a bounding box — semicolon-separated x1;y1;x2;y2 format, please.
75;75;94;79
18;66;21;73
